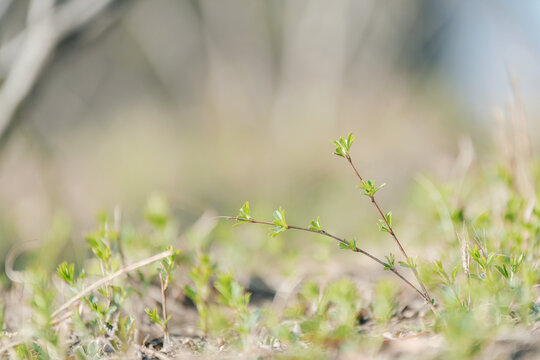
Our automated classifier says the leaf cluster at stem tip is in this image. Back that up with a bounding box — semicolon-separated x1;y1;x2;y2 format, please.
333;132;356;158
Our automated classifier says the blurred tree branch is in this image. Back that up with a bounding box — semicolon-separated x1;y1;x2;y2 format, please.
0;0;129;144
0;0;13;23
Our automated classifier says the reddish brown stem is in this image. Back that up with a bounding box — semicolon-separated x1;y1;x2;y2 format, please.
226;217;426;301
345;155;433;304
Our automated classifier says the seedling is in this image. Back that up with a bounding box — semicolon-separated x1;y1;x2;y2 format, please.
145;245;181;346
333;133;433;306
185;252;216;335
226;133;436;312
214;272;259;345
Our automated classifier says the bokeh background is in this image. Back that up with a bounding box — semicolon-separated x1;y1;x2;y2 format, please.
0;0;539;280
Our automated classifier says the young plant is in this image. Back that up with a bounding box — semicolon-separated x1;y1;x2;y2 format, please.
225;133;436;312
214;272;260;345
145;246;181;346
53;212;175;357
333;133;433;306
185;251;216;335
282;278;362;352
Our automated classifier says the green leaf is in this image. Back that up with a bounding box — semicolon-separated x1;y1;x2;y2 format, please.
233;201;252;227
469;273;485;281
184;285;197;301
384;212;392;227
162;315;172;326
309;217;322;231
145;308;162;326
271;207;288;237
338;238;357;251
495;264;509;279
238;201;251;220
511;254;524;273
346;133;356;149
271;225;287;237
399;257;417;269
378;219;389;233
383;253;395;270
160;246;181;275
273;207;287;226
450;265;460;283
374;183;387;193
332;141;346;158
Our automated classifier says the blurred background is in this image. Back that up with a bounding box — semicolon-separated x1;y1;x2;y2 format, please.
0;0;539;278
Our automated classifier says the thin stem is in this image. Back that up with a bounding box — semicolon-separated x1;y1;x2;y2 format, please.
159;273;170;346
225;217;426;301
113;205;127;268
345;155;433;303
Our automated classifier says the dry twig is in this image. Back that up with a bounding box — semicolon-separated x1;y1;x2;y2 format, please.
51;249;173;322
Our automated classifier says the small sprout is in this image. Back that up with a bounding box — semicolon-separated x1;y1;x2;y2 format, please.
469;245;498;272
271;207;288;237
358;180;386;197
145;307;159;323
57;262;75;286
434;260;458;286
145;307;171;329
339;238;357;251
309;217;323;232
382;253;395;270
332;133;356;158
116;315;135;350
85;233;112;264
495;253;524;281
214;272;251;310
511;254;524;273
378;211;392;232
214;272;258;342
159;246;181;277
495;264;509;279
185;254;216;334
